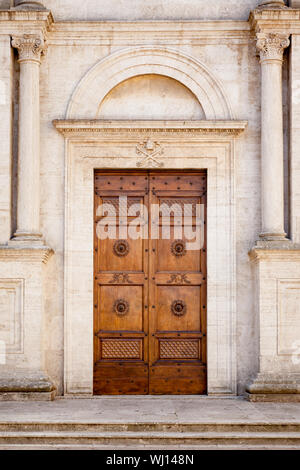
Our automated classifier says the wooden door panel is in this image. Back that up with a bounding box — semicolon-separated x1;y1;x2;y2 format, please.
156;286;201;331
96;238;144;272
94;172;149;394
150;174;206;192
97;285;144;331
149;172;207;395
94;170;206;395
156;237;201;272
149;365;207;395
94;363;148;395
95;173;148;192
155;194;203;272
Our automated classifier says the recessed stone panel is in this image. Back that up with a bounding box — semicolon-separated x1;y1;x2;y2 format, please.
278;280;300;356
0;279;24;355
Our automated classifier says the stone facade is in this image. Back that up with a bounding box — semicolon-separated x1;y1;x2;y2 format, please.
0;0;300;400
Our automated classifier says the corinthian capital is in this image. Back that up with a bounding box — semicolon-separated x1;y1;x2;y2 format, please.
256;33;290;62
11;34;46;63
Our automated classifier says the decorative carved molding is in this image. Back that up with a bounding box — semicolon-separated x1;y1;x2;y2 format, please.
256;33;290;62
11;34;46;63
113;299;130;317
53;120;248;138
171;300;187;317
136;139;164;168
171;240;186;257
113;240;130;257
249;8;300;36
167;274;191;285
109;273;133;284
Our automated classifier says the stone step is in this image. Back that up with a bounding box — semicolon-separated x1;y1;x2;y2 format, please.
1;428;300;448
1;421;300;432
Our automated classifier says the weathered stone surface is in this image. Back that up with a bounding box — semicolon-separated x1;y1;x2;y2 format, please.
247;373;300;394
0;371;56;401
14;0;261;21
0;0;300;402
0;378;55;393
0;397;300;448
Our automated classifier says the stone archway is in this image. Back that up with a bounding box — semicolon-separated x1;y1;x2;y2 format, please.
66;46;233;120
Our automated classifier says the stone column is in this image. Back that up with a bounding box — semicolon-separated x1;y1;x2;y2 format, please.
11;34;46;243
256;32;290;241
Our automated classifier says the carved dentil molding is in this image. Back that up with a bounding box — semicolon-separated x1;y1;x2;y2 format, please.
256;33;290;62
11;34;46;63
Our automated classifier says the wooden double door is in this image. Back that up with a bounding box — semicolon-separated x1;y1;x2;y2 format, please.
94;171;207;394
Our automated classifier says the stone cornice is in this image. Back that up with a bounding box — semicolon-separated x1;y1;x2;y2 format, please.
1;10;300;40
250;7;300;34
53;120;248;139
0;9;53;35
0;246;54;264
46;20;251;45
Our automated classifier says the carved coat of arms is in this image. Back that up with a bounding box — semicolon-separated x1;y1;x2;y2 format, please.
136;139;164;168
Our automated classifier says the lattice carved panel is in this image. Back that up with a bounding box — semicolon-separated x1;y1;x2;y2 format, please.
101;339;142;359
98;198;143;216
159;198;199;216
159;340;199;359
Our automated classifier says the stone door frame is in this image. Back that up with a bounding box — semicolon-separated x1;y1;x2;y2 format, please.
54;119;247;396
